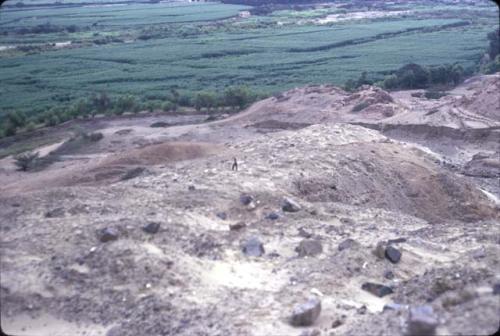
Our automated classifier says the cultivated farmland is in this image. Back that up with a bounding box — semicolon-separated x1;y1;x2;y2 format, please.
0;0;497;117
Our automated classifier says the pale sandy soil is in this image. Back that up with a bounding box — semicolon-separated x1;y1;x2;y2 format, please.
0;76;499;336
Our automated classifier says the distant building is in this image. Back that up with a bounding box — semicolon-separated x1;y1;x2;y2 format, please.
239;11;251;18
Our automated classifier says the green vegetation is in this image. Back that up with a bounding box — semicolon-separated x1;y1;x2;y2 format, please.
13;151;39;171
0;1;498;138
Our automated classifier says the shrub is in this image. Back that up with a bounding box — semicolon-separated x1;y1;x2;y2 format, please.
25;122;36;132
162;101;174;112
86;132;104;142
424;90;447;100
14;152;40;171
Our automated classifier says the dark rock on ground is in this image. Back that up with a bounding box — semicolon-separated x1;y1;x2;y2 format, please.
282;197;302;212
331;318;343;328
384;270;395;280
296;239;323;257
239;194;254;206
188;185;196;191
290;297;322;327
298;227;312;238
45;207;65;218
388;237;407;244
361;282;394;297
338;238;355;251
406;305;438;336
143;222;160;234
266;212;280;220
267;251;280;259
229;222;246;231
241;237;265;257
493;283;500;295
114;129;132;136
216;212;227;220
121;167;146;181
357;305;367;315
385;245;402;263
98;227;119;243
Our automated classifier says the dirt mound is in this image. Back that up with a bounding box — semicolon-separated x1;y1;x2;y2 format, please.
462;152;500;178
1;77;500;336
103;142;220;166
459;74;500;121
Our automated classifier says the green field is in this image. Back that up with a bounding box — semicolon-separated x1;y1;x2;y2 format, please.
0;0;498;118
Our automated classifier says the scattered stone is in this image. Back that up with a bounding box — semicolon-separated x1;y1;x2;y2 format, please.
296;239;323;258
340;217;354;225
406;305;439;336
282;197;302;212
299;329;321;336
246;201;257;210
267;251;280;259
385;245;402;263
216;212;227;220
239;194;254;206
472;248;486;259
229;222;246;231
121;167;146;181
98;227;119;243
298;227;312;238
384;270;395;280
114;129;132;136
383;303;407;312
492;283;500;295
357;305;367;315
338;238;355;251
266;212;280;220
361;282;393;297
142;222;160;234
290;297;322;327
241;237;265;257
45;207;65;218
106;325;122;336
188;185;196;191
442;289;475;308
374;241;387;259
388;237;407;244
331;319;343;328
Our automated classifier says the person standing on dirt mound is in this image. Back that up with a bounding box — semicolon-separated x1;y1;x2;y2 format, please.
232;157;238;171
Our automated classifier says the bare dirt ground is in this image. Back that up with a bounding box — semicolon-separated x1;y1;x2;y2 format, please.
1;75;499;336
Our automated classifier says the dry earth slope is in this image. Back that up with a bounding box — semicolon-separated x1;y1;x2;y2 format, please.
0;75;499;336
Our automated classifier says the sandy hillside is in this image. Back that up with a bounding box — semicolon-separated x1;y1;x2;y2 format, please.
1;76;499;336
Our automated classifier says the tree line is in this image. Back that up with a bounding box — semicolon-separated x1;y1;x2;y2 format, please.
344;28;499;92
0;86;260;138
